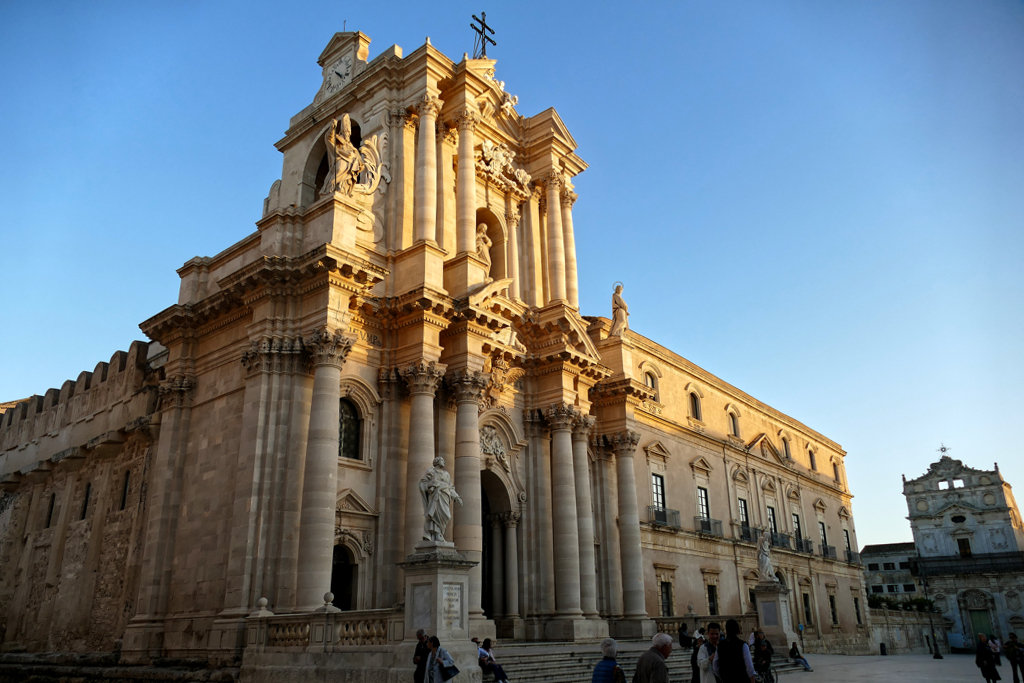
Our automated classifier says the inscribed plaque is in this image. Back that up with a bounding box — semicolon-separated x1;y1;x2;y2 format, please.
412;584;431;629
762;601;779;626
443;583;462;630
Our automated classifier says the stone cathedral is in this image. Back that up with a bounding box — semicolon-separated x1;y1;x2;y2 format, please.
0;31;871;679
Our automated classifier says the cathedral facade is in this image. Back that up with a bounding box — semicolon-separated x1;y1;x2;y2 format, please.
0;31;869;670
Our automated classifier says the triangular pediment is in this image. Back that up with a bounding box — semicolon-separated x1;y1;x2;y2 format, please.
644;440;672;461
690;455;714;474
838;505;851;519
923;501;983;518
813;497;827;512
747;433;788;466
337;488;376;516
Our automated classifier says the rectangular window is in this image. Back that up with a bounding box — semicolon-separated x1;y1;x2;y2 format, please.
938;481;950;490
883;562;895;571
871;585;884;594
45;493;56;529
844;529;852;552
887;584;899;593
867;563;879;571
707;584;719;616
953;479;965;489
749;589;757;612
652;474;666;509
957;538;972;557
660;582;674;617
833;463;841;482
80;482;91;521
792;513;802;539
738;498;749;526
697;486;710;520
898;561;911;570
120;470;131;511
903;584;917;593
802;593;813;625
854;597;862;625
829;595;838;625
818;521;828;547
767;506;778;533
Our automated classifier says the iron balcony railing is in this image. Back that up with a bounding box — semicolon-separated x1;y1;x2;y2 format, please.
912;552;1024;576
820;544;837;560
694;516;724;537
795;538;814;554
845;550;862;565
770;532;792;550
646;506;681;528
739;524;756;542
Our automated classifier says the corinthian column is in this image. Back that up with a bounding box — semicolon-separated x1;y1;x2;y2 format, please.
610;430;647;619
545;403;583;617
545;172;567;303
448;370;491;621
455;110;479;254
506;204;522;300
414;95;443;244
561;190;579;308
501;511;521;619
295;328;353;611
572;415;599;619
401;361;446;558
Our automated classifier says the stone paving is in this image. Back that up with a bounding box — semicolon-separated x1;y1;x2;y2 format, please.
794;653;990;682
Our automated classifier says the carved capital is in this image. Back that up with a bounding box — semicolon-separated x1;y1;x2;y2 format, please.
305;327;353;369
607;430;641;457
378;366;401;400
416;94;443;119
436;121;457;145
447;370;491;404
159;374;195;410
561;190;578;209
402;361;447;396
523;409;547;437
454;109;479;132
572;414;596;440
241;336;306;376
545;402;580;431
499;511;521;528
505;205;522;228
544;170;564;192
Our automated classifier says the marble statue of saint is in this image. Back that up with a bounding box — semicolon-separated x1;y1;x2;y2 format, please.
476;223;493;270
609;284;629;336
757;529;776;581
419;457;463;542
320;114;365;197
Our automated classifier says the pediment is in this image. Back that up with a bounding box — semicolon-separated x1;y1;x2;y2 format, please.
644;440;672;461
524;107;580;154
838;505;851;519
690;455;714;474
747;434;788;466
813;497;827;512
924;501;983;518
761;477;777;494
787;486;801;502
732;467;749;485
337;488;376;516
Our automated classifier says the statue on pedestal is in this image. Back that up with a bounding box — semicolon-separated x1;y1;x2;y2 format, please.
609;283;629;337
320;114;365;197
419;457;463;542
757;529;776;582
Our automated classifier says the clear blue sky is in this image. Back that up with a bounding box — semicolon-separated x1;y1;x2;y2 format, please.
2;1;1022;547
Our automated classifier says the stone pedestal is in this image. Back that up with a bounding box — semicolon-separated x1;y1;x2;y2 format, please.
610;618;657;639
545;617;610;641
754;581;798;650
395;543;481;682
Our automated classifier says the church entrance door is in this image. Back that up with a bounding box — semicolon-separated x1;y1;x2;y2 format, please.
970;609;992;639
331;544;357;610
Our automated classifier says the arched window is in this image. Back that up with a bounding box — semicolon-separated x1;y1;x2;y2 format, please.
782;438;791;459
690;393;702;421
339;399;361;460
809;450;817;471
645;372;656;390
833;462;841;482
729;413;740;437
330;544;357;611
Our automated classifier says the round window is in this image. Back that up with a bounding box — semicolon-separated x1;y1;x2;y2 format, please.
951;515;966;524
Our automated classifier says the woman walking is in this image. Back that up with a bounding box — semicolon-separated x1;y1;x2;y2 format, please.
979;634;1003;683
426;636;459;683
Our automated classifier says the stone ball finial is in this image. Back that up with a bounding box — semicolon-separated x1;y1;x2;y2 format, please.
324;592;335;606
687;603;694;613
257;597;269;609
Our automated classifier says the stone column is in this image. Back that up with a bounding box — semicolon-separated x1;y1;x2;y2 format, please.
414;95;443;244
610;430;647;619
506;204;522;300
545;403;583;617
545;172;567;302
525;189;544;307
448;370;491;622
572;415;599;619
295;328;353;611
561;189;579;308
596;438;624;619
490;515;504;618
401;361;446;558
455;110;479;254
501;512;521;618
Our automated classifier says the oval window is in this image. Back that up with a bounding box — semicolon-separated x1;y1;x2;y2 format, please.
951;515;966;524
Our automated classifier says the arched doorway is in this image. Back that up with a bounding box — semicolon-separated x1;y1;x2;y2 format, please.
331;544;358;611
480;468;514;620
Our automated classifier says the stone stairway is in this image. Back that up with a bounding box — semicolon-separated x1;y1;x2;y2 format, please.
487;641;807;683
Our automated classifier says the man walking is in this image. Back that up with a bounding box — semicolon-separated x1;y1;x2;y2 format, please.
712;619;756;683
634;632;673;683
413;629;430;683
697;622;720;683
1005;633;1021;683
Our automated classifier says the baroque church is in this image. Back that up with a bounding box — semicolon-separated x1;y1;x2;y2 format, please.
0;30;870;676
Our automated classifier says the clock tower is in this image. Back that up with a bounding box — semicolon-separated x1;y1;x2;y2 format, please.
314;31;371;105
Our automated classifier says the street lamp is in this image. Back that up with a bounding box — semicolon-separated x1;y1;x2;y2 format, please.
920;570;944;659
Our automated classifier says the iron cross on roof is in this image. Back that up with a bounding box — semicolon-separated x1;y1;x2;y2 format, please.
471;12;496;59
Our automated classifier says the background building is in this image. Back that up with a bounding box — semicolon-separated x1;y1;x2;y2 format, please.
861;542;923;604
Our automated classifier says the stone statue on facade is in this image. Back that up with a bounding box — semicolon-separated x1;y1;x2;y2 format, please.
609;283;629;337
320;114;365;196
419;457;463;543
757;529;776;582
476;223;493;283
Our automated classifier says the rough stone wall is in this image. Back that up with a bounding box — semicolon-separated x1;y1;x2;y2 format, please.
868;607;950;655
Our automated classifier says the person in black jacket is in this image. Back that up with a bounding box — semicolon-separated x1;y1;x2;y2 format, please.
413;629;430;683
978;633;1003;683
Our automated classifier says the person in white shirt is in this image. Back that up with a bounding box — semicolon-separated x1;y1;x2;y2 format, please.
697;622;721;683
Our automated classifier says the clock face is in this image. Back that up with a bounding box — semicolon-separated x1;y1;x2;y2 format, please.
324;54;352;96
